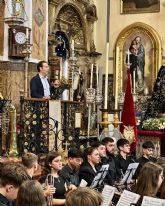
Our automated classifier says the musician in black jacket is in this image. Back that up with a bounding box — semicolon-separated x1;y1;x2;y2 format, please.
79;147;100;187
115;139;136;180
135;141;157;178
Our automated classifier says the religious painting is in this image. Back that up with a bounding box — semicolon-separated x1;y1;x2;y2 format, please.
121;0;160;14
115;22;162;98
32;0;46;60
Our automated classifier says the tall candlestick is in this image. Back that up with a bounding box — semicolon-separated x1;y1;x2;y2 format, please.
71;39;74;51
115;47;119;110
104;43;109;109
106;0;110;43
26;27;28;39
96;66;99;89
90;64;93;88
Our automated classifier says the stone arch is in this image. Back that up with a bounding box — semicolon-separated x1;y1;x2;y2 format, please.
114;22;162;94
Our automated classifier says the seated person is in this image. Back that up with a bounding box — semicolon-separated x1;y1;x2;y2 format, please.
115;138;136;180
0;163;29;206
133;162;163;205
79;147;100;187
66;187;103;206
136;141;157;177
61;148;82;187
101;137;118;184
22;152;38;179
16;180;46;206
91;141;116;186
22;152;55;198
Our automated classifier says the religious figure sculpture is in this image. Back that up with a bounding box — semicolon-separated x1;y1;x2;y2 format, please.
128;36;145;93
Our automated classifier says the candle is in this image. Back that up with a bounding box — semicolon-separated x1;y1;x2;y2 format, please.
115;47;119;110
96;66;99;89
26;27;28;39
104;42;109;109
71;39;74;51
90;64;93;88
106;0;110;43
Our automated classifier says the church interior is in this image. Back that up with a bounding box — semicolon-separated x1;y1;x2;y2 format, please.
0;0;165;205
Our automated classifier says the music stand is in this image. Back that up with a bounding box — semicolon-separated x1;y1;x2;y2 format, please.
90;164;109;189
120;163;139;188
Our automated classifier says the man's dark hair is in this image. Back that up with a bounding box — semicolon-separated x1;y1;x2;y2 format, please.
68;148;82;158
117;138;129;150
91;141;104;148
0;163;29;188
37;61;47;72
142;141;155;149
22;152;38;169
101;137;114;145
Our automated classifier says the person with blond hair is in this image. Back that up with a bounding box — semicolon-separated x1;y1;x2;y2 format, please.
66;187;102;206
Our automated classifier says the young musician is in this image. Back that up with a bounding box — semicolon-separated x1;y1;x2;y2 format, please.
79;147;100;186
136;141;157;177
115;138;136;180
61;148;82;186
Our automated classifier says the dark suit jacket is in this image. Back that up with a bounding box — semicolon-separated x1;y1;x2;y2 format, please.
30;74;50;98
79;162;97;186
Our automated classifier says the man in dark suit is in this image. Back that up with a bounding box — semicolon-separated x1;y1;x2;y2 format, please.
30;61;50;99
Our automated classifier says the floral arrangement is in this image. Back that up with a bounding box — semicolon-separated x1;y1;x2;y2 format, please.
142;116;165;131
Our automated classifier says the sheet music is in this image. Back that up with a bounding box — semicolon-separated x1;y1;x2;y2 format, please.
90;164;109;188
120;163;139;184
101;185;116;206
79;179;88;187
116;190;140;206
141;196;165;206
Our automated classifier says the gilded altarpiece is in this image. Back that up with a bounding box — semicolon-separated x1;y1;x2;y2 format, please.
32;0;46;60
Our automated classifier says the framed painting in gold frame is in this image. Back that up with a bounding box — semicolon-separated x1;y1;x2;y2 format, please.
114;22;162;97
121;0;160;14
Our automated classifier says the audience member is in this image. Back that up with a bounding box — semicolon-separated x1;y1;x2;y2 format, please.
16;180;46;206
22;152;38;178
66;187;103;206
134;162;163;204
0;163;29;206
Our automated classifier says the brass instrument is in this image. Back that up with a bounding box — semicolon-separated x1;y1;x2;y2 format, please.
9;104;18;157
45;169;54;206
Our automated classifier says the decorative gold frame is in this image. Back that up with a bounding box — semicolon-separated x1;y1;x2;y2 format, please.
114;22;162;95
121;0;160;14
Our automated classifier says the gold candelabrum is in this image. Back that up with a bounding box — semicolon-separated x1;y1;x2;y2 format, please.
21;31;32;98
99;109;111;129
9;104;18;157
112;109;122;128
